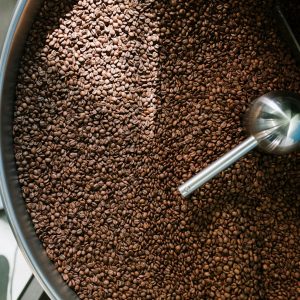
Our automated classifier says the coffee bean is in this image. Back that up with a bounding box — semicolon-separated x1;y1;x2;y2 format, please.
13;0;300;299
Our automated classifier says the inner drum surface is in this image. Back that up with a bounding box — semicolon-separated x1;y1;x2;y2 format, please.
13;0;300;299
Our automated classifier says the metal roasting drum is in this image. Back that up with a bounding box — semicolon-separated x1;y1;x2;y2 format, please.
0;1;300;299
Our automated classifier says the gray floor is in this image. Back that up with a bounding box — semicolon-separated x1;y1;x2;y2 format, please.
0;0;16;49
0;212;32;300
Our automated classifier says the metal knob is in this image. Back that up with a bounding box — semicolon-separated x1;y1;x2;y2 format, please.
178;91;300;197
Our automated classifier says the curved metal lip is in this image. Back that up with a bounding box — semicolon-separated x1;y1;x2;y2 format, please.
0;1;78;299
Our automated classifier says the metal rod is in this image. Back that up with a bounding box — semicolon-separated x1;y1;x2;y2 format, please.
178;136;258;197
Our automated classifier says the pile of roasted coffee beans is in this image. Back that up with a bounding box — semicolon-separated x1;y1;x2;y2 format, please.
14;0;300;299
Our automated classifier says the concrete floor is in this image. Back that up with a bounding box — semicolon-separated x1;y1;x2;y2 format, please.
0;0;16;50
0;212;32;300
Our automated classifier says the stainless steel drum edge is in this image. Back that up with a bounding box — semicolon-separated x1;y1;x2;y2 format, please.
0;1;78;299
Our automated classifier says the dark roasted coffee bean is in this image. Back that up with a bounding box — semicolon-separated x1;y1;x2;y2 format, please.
13;0;300;299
